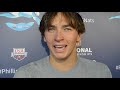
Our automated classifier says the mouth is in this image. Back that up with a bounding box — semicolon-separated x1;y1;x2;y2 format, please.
53;45;67;53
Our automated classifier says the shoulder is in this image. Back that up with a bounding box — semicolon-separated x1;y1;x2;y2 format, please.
78;57;112;78
14;56;49;78
79;57;107;68
18;56;49;70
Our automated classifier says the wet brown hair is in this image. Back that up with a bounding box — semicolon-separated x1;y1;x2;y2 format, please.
39;12;85;37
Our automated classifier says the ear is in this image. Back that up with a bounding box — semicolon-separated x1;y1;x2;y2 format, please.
77;34;82;43
76;34;82;47
44;36;46;42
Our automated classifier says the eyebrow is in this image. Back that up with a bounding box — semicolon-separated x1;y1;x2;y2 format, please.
62;25;72;28
47;25;55;28
48;24;72;28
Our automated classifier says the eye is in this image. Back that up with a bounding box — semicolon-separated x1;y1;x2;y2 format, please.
64;28;72;31
47;27;55;32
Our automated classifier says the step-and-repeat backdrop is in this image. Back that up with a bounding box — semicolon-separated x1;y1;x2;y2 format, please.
0;12;120;78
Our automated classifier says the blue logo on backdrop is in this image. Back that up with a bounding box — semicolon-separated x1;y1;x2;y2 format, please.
109;15;120;20
6;22;34;31
0;12;40;31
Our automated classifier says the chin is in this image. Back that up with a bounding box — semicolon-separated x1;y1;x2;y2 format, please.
54;55;68;60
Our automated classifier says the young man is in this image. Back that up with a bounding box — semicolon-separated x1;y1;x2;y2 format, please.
14;12;112;78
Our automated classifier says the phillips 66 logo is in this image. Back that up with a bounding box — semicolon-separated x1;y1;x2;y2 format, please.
11;48;27;61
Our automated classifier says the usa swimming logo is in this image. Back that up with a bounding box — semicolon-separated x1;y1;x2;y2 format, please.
0;12;40;31
11;48;27;61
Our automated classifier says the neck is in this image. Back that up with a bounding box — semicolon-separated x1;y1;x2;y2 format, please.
49;52;78;72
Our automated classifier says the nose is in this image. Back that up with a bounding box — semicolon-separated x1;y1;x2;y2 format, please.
54;31;64;42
